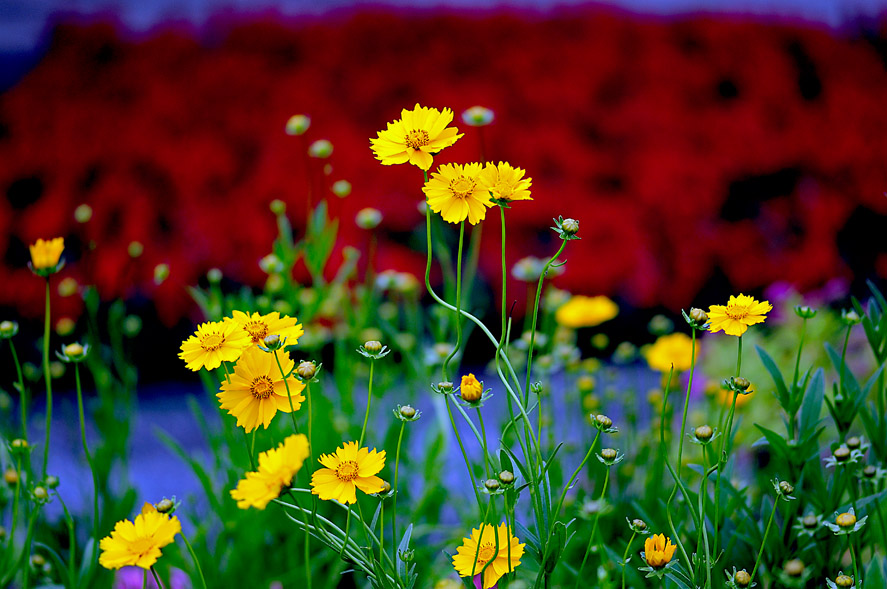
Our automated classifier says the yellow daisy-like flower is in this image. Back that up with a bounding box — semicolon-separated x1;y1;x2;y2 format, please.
179;320;251;371
216;346;305;432
644;533;677;568
707;294;772;337
452;522;524;588
460;373;483;403
29;237;65;272
645;333;699;373
99;503;181;570
230;434;310;509
370;104;463;171
311;441;385;504
228;310;304;346
555;295;619;329
478;162;532;203
423;162;493;225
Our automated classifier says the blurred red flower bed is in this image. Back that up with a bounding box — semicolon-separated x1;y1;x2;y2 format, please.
2;10;887;324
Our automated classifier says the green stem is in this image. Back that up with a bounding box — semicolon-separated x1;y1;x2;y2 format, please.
839;324;852;414
574;469;610;589
713;335;742;558
274;351;301;435
551;430;601;522
849;534;860;587
392;421;405;551
750;497;778;583
150;566;166;589
243;430;256;470
340;506;352;560
789;318;808;440
9;341;28;441
41;278;52;478
442;221;466;381
179;532;208;589
477;408;491;480
74;364;100;572
676;329;698;478
446;395;482;508
143;570;148;589
621;531;637;589
470;499;495;578
359;360;374;447
697;446;713;589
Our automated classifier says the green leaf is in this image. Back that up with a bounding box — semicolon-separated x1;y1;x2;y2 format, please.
753;424;791;464
799;368;825;437
396;524;413;580
756;345;790;411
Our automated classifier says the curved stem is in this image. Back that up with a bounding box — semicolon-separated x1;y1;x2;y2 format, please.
524;240;567;407
179;531;208;589
442;221;465;381
621;531;637;589
750;498;778;583
551;430;601;522
150;566;166;589
41;277;52;478
676;329;698;478
74;364;100;572
9;341;28;441
359;360;374;447
713;335;742;558
574;469;609;589
477;408;491;480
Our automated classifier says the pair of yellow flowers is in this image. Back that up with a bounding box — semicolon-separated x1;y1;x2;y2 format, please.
370;104;532;225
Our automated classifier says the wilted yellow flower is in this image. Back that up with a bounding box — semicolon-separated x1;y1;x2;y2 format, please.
99;503;181;570
708;294;772;337
645;333;699;373
423;163;493;225
460;374;483;403
311;441;385;504
478;162;532;203
179;321;251;371
370;104;463;171
216;346;305;432
555;295;619;329
230;434;310;509
644;533;676;568
452;522;524;588
29;237;64;272
228;310;304;347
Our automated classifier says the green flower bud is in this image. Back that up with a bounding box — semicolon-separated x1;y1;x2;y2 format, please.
285;114;311;136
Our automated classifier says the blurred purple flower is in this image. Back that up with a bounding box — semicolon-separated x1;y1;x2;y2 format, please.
114;567;191;589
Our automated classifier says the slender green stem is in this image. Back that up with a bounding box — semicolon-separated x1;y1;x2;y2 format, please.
551;430;601;522
41;277;52;478
750;497;778;582
340;506;352;560
150;566;166;589
442;221;466;381
713;336;742;558
392;421;405;550
359;360;374;447
242;430;256;470
274;351;301;435
789;318;808;440
676;329;698;478
379;499;385;567
839;324;852;421
179;532;208;589
697;445;712;589
74;364;100;571
446;395;482;508
477;408;491;480
470;499;495;578
621;531;637;589
143;570;148;589
524;240;567;407
9;341;28;441
575;469;610;589
848;535;860;587
872;488;887;554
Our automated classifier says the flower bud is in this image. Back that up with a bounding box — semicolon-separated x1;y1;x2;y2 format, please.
630;518;647;532
269;199;286;215
399;405;417;420
841;309;861;325
778;481;794;496
308;139;333;159
734;570;751;587
155;498;176;514
863;465;877;478
207;268;223;283
833;445;851;462
784;559;805;577
694;425;713;442
356;208;382;230
594;414;613;429
461;106;495;127
285;114;311;136
484;479;500;492
30;554;46;568
33;486;48;501
3;469;18;485
45;475;59;489
689;307;709;325
381;481;391;494
600;448;618;461
297;361;317;380
128;241;144;258
10;439;28;451
836;512;856;528
332;180;352;198
460;374;483;403
498;470;515;485
153;263;170;285
561;218;579;236
263;334;282;350
64;343;84;359
733;377;750;391
0;321;18;339
802;514;819;529
74;203;93;223
835;574;854;588
794;305;817;319
437;381;453;393
364;340;382;354
845;436;861;450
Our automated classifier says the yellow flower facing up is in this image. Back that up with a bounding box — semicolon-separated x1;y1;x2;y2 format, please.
478;162;532;203
179;320;251;371
231;434;310;509
228;310;304;346
707;294;772;337
311;441;385;504
423;163;493;225
460;373;483;403
370;104;463;171
99;503;181;570
29;237;65;273
555;295;619;329
452;522;524;588
644;533;677;568
216;346;305;432
645;333;699;373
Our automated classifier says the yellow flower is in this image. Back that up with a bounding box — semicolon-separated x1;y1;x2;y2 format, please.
707;294;772;337
99;503;181;570
216;346;305;432
645;333;699;373
230;434;310;509
423;163;493;225
460;374;483;403
228;310;304;346
29;237;64;271
311;441;385;504
370;104;463;171
179;320;251;371
478;162;532;203
644;533;676;568
452;522;524;588
555;295;619;329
